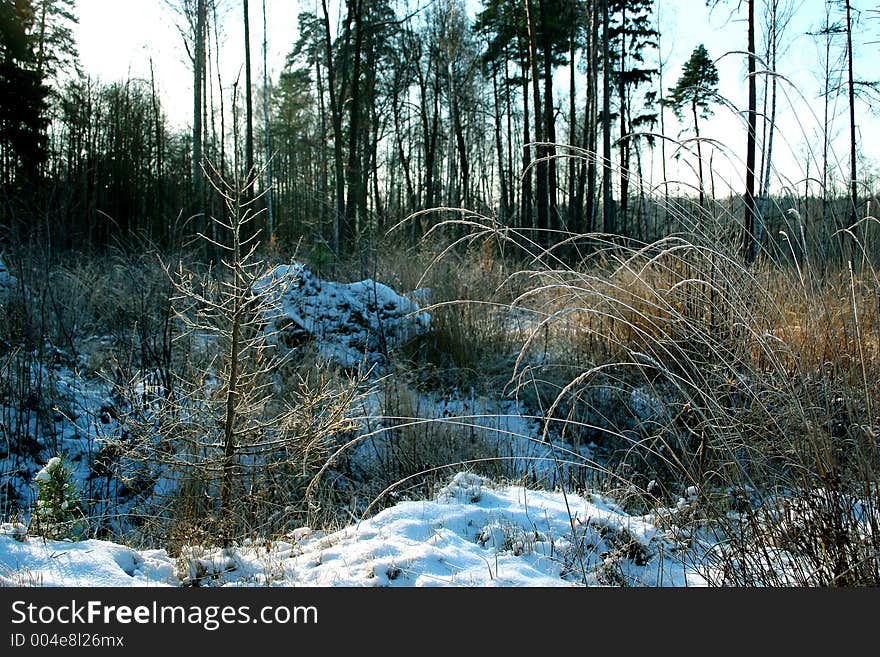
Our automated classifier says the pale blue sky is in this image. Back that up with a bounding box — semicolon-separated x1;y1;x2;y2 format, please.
72;0;879;197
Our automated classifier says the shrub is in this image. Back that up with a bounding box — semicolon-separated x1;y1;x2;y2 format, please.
30;455;86;540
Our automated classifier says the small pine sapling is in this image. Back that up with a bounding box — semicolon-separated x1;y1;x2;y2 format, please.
31;455;86;540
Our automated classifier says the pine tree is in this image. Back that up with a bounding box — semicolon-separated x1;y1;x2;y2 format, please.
31;455;85;539
0;0;49;189
665;44;719;214
608;0;658;238
29;0;79;85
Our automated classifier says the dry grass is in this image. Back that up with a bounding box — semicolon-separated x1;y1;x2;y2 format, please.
399;196;879;585
2;186;877;584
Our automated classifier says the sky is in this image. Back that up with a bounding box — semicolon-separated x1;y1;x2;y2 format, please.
654;0;879;198
71;0;880;198
74;0;299;120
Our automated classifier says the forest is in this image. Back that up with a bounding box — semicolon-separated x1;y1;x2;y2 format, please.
0;0;879;587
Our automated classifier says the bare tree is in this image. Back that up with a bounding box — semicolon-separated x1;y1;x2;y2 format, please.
165;0;209;218
844;0;857;262
743;0;757;263
243;0;255;192
810;6;846;263
602;0;615;235
261;0;273;242
116;170;364;544
194;0;207;218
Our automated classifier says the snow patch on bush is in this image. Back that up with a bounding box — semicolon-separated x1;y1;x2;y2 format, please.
438;472;483;504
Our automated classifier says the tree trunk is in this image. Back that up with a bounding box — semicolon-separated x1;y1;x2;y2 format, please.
261;0;273;241
845;0;858;265
601;0;614;235
363;29;380;232
36;0;48;78
392;71;416;214
492;62;510;224
243;0;255;191
343;0;366;247
618;4;629;237
743;0;757;263
519;50;533;231
693;98;705;214
212;3;226;180
523;0;547;246
312;29;328;237
193;0;206;222
657;5;669;235
757;0;778;255
539;0;558;239
504;52;516;225
320;0;345;255
568;12;577;234
221;220;243;544
583;2;599;235
821;8;832;265
448;60;469;209
149;58;164;242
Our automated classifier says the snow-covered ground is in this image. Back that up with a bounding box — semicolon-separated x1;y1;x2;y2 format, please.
0;472;707;587
0;338;132;529
0;261;713;587
350;390;597;488
3;259;601;524
1;261;434;524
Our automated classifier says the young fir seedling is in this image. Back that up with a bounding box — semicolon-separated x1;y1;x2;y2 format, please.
32;455;85;540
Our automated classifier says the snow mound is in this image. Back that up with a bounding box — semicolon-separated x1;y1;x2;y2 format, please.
0;537;176;586
260;263;430;370
275;476;684;587
0;522;27;541
438;471;484;504
0;473;706;587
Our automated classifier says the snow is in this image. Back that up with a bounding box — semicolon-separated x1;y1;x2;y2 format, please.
0;472;707;587
0;348;132;533
259;263;431;370
0;260;716;587
34;457;62;483
0;535;177;587
350;390;597;488
2;261;586;542
0;254;15;293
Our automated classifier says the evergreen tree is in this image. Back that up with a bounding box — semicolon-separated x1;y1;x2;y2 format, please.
476;0;580;243
28;0;79;85
31;455;85;540
0;0;49;189
608;0;658;238
665;43;719;212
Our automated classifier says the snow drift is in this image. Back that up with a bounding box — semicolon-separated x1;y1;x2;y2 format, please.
0;473;705;587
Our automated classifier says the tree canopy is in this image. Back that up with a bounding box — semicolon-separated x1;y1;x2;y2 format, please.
665;43;719;120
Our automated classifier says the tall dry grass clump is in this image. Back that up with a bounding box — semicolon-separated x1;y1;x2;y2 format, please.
404;190;878;585
514;224;879;584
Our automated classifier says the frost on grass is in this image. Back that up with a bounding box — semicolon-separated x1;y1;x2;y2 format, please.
438;472;483;504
